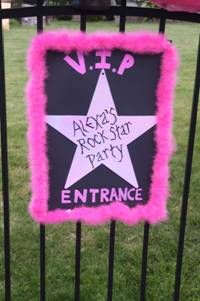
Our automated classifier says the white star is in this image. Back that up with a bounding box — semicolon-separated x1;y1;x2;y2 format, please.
46;70;157;189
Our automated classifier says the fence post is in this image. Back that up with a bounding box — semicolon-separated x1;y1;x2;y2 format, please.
0;2;11;300
173;35;200;301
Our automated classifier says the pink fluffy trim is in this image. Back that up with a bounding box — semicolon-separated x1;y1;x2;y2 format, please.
26;30;179;225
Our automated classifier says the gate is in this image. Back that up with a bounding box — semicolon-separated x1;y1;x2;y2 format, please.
0;2;199;301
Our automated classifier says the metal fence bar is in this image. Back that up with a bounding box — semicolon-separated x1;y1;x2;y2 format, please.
0;2;11;300
80;13;86;32
40;226;46;301
74;221;82;301
107;221;116;301
159;15;166;33
107;2;127;300
140;223;150;301
173;35;200;301
36;2;46;300
139;16;166;301
0;6;199;23
37;1;43;32
119;0;126;33
74;14;87;301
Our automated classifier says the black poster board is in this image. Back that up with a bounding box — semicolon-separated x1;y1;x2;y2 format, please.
45;50;160;210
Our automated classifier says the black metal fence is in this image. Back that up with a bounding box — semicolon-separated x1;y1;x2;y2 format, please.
0;2;199;301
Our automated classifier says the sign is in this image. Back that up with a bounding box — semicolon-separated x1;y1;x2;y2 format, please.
26;31;178;225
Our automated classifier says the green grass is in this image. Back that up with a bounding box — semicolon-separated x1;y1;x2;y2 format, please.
0;19;200;300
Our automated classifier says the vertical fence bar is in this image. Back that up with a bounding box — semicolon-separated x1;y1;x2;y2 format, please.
173;36;200;301
119;0;126;33
159;15;166;33
74;221;82;301
140;223;149;301
40;225;46;301
36;2;46;301
0;2;11;300
37;2;43;33
107;221;116;301
107;2;127;300
80;13;86;32
74;11;87;301
139;16;166;301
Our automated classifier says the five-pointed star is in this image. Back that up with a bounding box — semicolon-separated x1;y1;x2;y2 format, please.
46;69;157;189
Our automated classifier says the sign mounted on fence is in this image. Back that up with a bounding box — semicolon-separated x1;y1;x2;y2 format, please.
26;31;178;225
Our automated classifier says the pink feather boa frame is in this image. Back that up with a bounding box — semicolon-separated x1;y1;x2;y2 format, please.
26;31;179;225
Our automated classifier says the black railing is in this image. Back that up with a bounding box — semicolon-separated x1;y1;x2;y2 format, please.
0;2;199;301
173;35;200;301
0;2;11;300
0;6;199;23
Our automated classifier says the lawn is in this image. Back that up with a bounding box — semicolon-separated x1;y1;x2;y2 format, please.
0;19;199;301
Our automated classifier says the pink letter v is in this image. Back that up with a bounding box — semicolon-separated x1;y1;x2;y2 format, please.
64;51;86;75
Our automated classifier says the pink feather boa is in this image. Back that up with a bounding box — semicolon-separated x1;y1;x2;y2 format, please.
26;31;179;225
